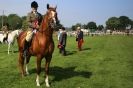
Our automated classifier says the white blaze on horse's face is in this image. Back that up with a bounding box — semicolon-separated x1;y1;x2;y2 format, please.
51;11;56;24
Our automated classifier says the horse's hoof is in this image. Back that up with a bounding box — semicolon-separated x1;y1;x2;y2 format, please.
26;72;29;75
46;84;50;87
21;74;26;77
37;83;40;86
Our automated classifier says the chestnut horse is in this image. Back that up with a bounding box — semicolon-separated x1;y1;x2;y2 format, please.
17;4;58;87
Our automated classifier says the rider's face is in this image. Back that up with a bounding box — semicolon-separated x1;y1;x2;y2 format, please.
31;7;37;13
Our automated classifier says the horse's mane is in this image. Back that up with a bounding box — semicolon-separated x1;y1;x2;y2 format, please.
39;13;49;32
39;7;56;32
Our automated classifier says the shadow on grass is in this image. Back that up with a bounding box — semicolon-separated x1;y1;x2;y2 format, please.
50;66;92;82
65;48;91;56
29;66;92;82
66;50;77;56
0;50;18;53
82;48;91;51
13;50;18;53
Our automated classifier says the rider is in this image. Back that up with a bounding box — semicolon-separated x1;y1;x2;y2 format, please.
1;23;9;43
23;1;42;55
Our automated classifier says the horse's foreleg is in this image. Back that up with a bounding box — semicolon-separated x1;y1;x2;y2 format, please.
45;57;52;87
19;52;25;77
36;57;42;86
25;56;31;75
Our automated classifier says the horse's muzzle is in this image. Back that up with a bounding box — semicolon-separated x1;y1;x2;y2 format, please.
56;20;60;25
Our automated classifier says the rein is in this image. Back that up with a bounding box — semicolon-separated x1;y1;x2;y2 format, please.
38;29;47;33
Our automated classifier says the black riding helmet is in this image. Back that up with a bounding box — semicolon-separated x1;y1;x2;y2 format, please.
31;1;38;8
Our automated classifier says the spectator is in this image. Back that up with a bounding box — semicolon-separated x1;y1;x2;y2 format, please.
58;27;67;56
1;23;10;43
57;29;62;41
76;27;84;51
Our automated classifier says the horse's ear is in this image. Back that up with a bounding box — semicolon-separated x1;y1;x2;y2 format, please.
47;4;49;9
55;5;57;10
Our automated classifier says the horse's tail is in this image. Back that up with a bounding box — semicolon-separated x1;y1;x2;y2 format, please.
17;31;27;52
17;31;27;66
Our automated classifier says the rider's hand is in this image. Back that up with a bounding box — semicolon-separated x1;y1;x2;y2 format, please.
32;24;39;29
36;25;39;29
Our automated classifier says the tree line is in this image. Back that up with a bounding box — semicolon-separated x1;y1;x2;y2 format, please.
72;16;133;31
0;14;61;31
0;14;133;31
0;14;28;30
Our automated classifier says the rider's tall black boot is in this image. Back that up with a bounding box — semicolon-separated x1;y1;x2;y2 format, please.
23;40;29;57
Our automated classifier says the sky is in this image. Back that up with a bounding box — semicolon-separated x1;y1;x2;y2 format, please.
0;0;133;27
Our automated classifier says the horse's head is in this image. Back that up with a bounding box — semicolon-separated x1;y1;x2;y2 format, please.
46;4;59;28
12;29;22;37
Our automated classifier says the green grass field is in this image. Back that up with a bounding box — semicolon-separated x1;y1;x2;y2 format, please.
0;35;133;88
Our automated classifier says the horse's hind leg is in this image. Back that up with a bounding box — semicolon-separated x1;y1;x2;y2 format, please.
45;56;52;87
18;52;25;77
11;43;15;53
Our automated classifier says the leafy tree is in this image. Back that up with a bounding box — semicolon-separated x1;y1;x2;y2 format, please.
87;22;97;31
71;25;75;31
22;20;28;30
21;16;28;30
21;16;27;20
8;14;22;30
106;17;120;30
71;23;82;31
97;25;104;31
131;20;133;29
82;24;88;29
75;23;82;28
119;16;131;30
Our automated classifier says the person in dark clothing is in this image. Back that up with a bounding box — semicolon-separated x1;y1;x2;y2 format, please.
76;27;84;51
58;27;67;56
1;23;10;43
